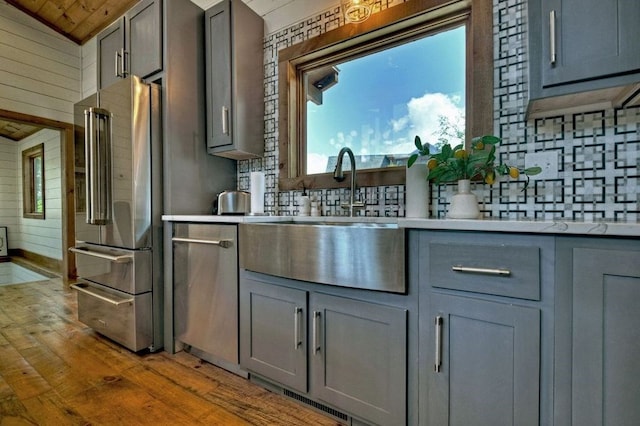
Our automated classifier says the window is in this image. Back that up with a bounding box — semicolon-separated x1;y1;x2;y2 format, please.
22;143;45;219
278;0;493;190
305;25;466;175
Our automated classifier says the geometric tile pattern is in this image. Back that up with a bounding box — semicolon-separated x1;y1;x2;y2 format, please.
237;0;640;221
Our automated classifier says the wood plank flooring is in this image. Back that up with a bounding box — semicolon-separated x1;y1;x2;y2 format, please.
0;278;340;425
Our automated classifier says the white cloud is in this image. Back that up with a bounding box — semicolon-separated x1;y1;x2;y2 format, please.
385;92;465;155
310;92;464;161
307;153;329;174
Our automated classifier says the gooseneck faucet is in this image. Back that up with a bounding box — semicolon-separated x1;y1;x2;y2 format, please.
333;147;365;217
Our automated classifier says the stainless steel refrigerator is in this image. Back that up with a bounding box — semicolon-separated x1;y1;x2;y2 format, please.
71;76;163;352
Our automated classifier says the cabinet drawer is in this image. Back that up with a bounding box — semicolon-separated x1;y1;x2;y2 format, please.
74;282;152;351
429;241;540;300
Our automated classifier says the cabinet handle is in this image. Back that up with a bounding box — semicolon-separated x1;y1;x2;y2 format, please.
121;49;129;77
312;311;321;354
451;265;511;276
549;10;557;65
221;106;229;135
294;307;302;349
435;315;443;372
115;49;128;77
114;50;121;77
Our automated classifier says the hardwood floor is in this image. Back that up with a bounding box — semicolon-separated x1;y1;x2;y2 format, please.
0;279;340;425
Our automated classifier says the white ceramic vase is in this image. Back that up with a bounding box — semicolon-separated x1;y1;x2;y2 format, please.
447;179;481;219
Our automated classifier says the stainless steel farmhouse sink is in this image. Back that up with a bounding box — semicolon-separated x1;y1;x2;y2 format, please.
239;221;406;293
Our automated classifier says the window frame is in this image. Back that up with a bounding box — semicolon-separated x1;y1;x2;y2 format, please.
22;143;46;220
277;0;493;191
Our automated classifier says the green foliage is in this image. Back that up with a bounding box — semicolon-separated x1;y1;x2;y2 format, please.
408;135;542;190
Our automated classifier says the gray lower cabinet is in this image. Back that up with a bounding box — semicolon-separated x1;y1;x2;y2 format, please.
417;231;554;426
240;278;307;392
97;0;162;90
240;274;407;426
555;238;640;426
427;293;540;426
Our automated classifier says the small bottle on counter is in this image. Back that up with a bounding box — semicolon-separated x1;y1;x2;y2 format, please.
311;198;321;216
300;193;311;216
300;197;311;216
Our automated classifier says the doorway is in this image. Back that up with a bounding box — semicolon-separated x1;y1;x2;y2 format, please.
0;108;75;284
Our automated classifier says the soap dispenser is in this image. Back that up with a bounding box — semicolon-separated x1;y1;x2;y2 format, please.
299;186;311;216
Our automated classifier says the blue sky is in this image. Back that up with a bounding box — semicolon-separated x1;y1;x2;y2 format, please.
306;24;466;173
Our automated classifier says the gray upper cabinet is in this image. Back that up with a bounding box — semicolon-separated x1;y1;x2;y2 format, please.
555;238;640;426
97;0;162;90
96;20;124;90
205;0;264;159
528;0;640;116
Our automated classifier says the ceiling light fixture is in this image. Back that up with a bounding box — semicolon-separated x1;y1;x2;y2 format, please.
341;0;374;23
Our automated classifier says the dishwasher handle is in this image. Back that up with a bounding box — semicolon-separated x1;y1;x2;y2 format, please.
172;236;233;248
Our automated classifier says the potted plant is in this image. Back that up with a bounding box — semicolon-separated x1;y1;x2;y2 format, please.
407;135;541;218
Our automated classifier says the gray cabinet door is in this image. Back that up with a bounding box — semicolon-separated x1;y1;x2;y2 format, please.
557;245;640;426
538;0;640;87
310;293;407;426
97;0;161;90
126;0;162;80
239;278;307;393
428;293;540;426
97;18;124;90
529;0;640;100
205;0;264;159
205;2;232;150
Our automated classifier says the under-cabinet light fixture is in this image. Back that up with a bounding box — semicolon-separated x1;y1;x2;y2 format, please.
341;0;374;23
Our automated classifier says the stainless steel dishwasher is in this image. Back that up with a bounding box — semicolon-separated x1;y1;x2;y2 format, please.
172;223;244;376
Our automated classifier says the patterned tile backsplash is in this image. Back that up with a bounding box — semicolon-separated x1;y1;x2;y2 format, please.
236;0;640;221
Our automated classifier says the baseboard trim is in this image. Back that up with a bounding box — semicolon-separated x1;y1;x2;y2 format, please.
9;248;62;276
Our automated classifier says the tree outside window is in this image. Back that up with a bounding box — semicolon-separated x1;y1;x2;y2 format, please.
22;143;45;219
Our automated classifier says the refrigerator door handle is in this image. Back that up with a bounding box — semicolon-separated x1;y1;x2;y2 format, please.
85;107;112;225
69;246;133;264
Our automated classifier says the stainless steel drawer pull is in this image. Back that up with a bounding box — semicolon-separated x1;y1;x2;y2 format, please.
549;10;557;65
171;237;232;248
294;307;302;349
71;283;133;306
435;315;443;373
312;311;321;354
452;265;511;276
69;247;132;264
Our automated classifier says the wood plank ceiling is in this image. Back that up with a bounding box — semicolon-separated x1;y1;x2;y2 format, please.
6;0;139;45
0;119;42;141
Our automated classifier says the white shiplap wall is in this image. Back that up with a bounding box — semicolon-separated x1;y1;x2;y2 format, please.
0;0;82;124
15;129;63;260
0;138;18;249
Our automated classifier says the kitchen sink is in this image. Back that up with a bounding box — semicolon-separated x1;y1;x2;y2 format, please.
239;221;405;293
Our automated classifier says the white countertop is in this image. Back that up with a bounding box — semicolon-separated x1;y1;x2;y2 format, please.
162;215;640;237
